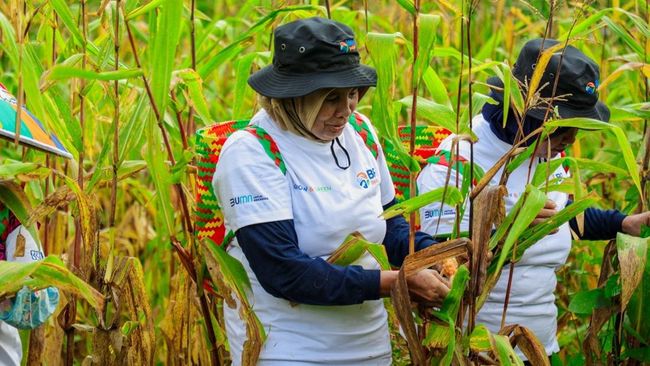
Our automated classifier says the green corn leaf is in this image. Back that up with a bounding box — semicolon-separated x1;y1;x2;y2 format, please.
49;0;86;49
616;8;650;39
381;186;463;219
126;0;165;20
396;0;416;14
515;194;600;259
612;103;650;120
45;90;81;156
568;288;610;314
533;157;628;186
198;5;321;79
422;67;452;109
177;69;213;123
48;66;143;81
557;9;609;40
459;92;494;133
232;53;258;119
0;255;104;311
413;14;440;87
602;16;644;57
87;119;118;191
424;312;456;366
492;185;547;277
440;264;469;319
204;243;252;301
327;233;390;269
367;32;399;142
492;334;524;366
365;244;391;271
469;324;492;352
0;162;50;180
118;94;149;163
327;235;371;267
397;96;460;134
545;119;642;198
144;116;175;240
149;0;184;114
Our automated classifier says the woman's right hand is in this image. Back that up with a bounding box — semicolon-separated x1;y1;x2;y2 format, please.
406;269;451;307
380;269;451;307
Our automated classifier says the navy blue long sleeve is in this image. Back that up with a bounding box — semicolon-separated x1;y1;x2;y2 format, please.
236;220;380;306
568;202;626;240
234;199;437;305
382;198;437;266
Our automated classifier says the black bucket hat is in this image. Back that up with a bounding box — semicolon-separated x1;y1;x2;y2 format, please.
248;17;377;99
487;38;610;122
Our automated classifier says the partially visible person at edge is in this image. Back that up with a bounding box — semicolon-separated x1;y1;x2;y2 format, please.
213;17;450;365
417;38;650;361
1;201;59;365
0;83;60;365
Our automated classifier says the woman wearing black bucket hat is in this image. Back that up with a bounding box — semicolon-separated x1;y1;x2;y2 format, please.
417;38;650;361
213;17;449;365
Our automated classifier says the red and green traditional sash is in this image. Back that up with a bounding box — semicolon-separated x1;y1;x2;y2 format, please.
195;120;285;248
383;126;453;201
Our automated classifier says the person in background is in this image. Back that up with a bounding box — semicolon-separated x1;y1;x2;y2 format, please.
213;17;449;365
417;38;650;361
0;82;62;365
0;202;59;365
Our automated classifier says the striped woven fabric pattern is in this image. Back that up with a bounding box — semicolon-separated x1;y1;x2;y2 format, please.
384;125;452;201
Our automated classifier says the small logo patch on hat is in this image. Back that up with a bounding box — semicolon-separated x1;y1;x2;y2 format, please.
339;39;356;53
585;81;597;94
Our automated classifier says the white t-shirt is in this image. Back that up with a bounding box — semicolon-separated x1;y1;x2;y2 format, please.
417;115;571;356
213;109;396;365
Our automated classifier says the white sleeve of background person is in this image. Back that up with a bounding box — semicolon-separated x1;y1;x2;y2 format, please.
213;132;293;231
0;225;33;366
0;321;21;366
417;163;470;237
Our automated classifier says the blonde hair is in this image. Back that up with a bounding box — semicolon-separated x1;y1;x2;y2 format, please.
259;88;334;141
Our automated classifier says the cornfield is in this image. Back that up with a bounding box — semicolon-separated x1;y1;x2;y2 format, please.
0;0;649;365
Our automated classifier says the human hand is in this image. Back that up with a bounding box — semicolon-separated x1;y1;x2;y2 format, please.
532;199;559;234
406;269;450;307
621;211;650;237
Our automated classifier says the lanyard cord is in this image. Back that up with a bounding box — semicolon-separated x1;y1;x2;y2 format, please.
330;137;351;170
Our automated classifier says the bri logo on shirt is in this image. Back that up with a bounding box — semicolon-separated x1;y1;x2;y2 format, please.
229;194;269;207
356;168;378;189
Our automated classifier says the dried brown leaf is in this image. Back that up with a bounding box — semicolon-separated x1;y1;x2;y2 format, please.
390;269;427;366
470;185;506;298
161;272;193;366
403;238;470;276
510;325;549;366
583;240;617;364
616;233;648;311
26;185;76;227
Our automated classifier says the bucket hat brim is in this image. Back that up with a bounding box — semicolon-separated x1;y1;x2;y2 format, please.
487;76;610;122
248;64;377;99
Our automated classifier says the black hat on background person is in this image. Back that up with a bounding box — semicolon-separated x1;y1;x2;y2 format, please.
487;38;610;122
248;17;377;99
